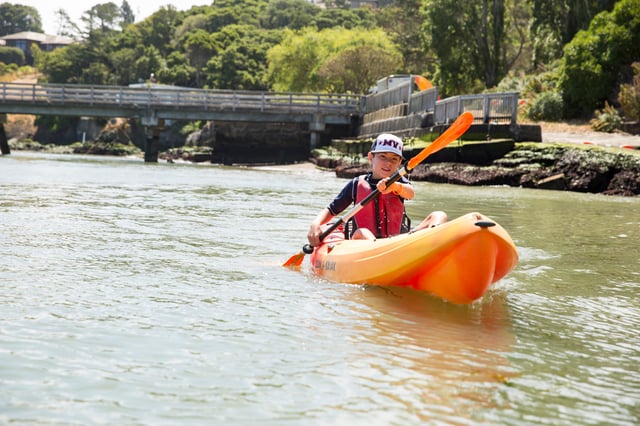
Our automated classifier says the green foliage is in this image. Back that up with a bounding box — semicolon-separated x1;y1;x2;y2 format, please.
36;44;88;84
376;1;430;75
314;7;376;31
0;61;19;77
120;0;135;27
559;0;640;117
527;0;618;67
109;48;139;85
260;0;317;30
34;115;78;135
205;0;267;32
81;2;122;32
21;0;640;116
421;0;524;96
162;51;195;87
618;62;640;121
0;3;43;35
526;91;564;121
267;27;400;93
205;27;280;90
317;45;401;93
0;46;25;66
135;6;182;56
80;62;111;85
590;102;622;132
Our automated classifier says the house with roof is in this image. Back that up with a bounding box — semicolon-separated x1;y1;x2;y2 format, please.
0;31;74;65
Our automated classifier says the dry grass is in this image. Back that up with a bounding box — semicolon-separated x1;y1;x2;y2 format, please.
522;119;592;134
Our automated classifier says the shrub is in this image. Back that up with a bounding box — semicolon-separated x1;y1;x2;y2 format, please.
618;62;640;121
0;46;25;66
558;0;640;117
590;102;622;132
525;91;564;121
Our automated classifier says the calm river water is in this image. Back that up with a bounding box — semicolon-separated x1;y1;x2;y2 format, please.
1;152;639;425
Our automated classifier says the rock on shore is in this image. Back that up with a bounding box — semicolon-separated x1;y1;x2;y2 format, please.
318;143;640;197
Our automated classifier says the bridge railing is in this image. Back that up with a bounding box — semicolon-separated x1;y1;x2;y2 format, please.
1;82;519;128
408;87;439;115
434;92;519;124
0;82;363;115
364;80;415;112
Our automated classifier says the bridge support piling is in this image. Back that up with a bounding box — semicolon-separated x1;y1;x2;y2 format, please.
144;135;159;162
309;114;326;150
142;111;163;163
0;115;9;155
144;127;160;163
310;131;320;150
144;134;160;163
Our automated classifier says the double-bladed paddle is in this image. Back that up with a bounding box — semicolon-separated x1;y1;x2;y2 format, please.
283;111;474;268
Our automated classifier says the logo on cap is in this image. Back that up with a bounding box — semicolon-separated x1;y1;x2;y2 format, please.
371;133;403;157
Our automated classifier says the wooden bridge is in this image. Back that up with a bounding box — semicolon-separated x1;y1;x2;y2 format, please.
0;81;522;162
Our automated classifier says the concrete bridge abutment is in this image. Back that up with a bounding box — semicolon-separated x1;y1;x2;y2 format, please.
309;114;326;150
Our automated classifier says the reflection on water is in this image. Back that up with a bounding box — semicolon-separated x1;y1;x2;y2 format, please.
341;286;516;424
1;153;639;425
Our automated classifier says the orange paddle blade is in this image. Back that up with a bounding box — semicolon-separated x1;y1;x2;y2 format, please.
283;251;305;268
407;111;474;170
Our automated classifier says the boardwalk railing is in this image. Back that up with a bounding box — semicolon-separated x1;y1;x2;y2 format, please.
361;80;518;126
434;92;519;125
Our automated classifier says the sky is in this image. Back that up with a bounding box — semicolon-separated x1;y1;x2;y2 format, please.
18;1;210;35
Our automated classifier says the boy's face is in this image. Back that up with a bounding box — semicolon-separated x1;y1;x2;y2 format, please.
369;152;402;178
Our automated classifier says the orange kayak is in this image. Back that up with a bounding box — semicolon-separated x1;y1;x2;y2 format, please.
310;212;518;304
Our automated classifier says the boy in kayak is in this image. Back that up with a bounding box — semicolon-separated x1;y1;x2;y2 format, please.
307;133;447;247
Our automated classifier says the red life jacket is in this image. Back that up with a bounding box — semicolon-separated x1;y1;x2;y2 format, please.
353;176;406;238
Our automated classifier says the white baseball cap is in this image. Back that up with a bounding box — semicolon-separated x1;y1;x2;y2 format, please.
370;133;404;157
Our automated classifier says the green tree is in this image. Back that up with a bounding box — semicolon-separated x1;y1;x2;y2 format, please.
377;0;431;76
205;27;282;90
36;43;89;84
136;6;181;56
0;2;43;35
421;0;523;95
314;6;376;30
527;0;618;67
132;45;164;83
53;9;81;38
205;0;267;32
318;45;401;93
81;61;111;85
421;1;483;95
174;13;208;42
184;29;220;87
267;27;400;93
163;51;196;87
120;0;135;27
109;47;138;84
260;0;318;30
81;2;122;33
558;0;640;117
